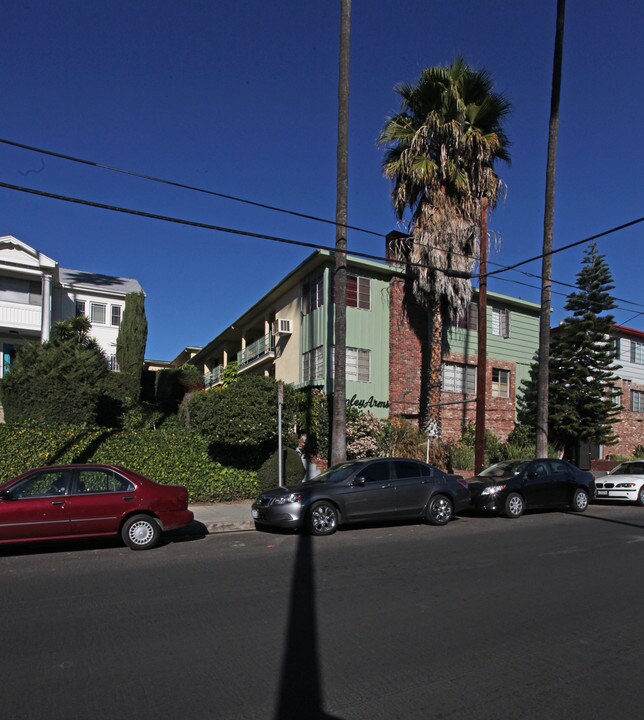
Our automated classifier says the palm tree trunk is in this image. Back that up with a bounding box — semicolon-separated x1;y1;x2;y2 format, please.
426;307;443;438
537;0;566;456
330;0;351;466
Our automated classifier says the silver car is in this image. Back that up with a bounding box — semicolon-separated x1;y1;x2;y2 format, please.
251;457;471;536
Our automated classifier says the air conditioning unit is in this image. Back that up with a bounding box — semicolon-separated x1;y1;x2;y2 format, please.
273;318;292;335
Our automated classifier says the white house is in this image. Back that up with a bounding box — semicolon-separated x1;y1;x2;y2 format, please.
0;234;144;379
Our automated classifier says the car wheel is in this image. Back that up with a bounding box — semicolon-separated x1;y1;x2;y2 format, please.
504;493;524;519
426;494;453;526
570;488;589;513
307;501;338;536
636;486;644;507
121;514;161;550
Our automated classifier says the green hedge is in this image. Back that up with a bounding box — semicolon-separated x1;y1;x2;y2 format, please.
0;423;257;503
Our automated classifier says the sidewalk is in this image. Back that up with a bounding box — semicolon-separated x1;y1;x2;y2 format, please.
187;501;255;534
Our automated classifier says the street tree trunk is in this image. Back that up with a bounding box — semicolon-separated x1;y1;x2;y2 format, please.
537;0;566;457
331;0;351;466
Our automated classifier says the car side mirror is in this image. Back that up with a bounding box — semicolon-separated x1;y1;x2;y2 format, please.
527;471;538;479
353;476;366;486
0;489;14;500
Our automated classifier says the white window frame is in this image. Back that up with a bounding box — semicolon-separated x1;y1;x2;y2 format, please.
346;275;371;310
302;346;324;383
111;305;122;327
442;362;477;394
90;302;106;325
491;368;510;398
492;307;510;338
631;340;644;365
75;300;86;317
631;390;644;413
346;347;370;382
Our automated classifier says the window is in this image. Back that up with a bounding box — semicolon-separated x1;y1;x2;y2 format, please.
108;355;120;372
9;469;70;499
631;390;644;413
77;469;134;493
631;340;644;365
111;305;122;326
301;276;324;314
609;386;622;407
612;338;621;359
346;348;370;382
328;347;371;382
491;368;510;398
346;275;371;310
457;302;479;331
442;363;476;394
0;277;41;306
303;346;324;382
393;460;423;479
90;302;106;324
360;461;391;483
492;307;510;338
75;300;86;317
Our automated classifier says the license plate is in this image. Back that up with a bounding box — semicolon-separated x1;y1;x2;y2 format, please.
251;509;259;519
596;490;608;496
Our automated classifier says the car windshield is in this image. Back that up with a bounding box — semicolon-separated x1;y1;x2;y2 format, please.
609;462;644;476
303;461;360;484
478;460;529;478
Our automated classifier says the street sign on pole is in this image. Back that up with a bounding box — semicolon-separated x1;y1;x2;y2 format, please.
277;382;283;486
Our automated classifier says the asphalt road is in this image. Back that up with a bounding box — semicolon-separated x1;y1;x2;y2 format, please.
1;503;643;720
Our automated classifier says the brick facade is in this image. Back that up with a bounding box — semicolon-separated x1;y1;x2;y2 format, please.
606;379;644;457
387;252;517;442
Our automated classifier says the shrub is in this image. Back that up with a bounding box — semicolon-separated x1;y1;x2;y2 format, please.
379;418;427;459
0;422;257;503
346;412;385;459
187;375;298;467
295;388;330;461
448;443;475;471
256;447;304;492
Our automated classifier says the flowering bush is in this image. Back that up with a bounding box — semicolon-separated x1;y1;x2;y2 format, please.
346;412;385;459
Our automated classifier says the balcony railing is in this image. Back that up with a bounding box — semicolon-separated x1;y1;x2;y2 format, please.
0;300;42;332
204;365;223;388
237;332;275;370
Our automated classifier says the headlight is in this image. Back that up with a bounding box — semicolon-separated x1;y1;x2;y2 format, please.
481;484;506;496
271;493;303;505
616;483;636;488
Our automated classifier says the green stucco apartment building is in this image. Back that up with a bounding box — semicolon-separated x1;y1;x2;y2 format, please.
187;246;540;441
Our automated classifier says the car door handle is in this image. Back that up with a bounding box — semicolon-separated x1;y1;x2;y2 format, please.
51;500;65;506
381;484;394;489
122;496;136;501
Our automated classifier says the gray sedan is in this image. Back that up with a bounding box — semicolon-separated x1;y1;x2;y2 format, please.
251;457;470;535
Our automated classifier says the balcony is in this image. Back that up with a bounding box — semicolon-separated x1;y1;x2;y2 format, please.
237;332;275;372
204;365;223;388
0;300;42;333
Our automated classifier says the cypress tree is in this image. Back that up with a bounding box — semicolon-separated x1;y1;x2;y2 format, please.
116;292;148;400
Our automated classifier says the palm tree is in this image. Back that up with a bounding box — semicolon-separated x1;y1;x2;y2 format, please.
379;58;511;433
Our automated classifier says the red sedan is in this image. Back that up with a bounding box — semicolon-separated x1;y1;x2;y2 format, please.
0;464;194;550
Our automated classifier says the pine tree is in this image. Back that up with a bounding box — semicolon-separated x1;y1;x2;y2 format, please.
518;243;621;451
116;292;148;400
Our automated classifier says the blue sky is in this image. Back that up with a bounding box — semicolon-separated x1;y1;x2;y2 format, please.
1;0;642;360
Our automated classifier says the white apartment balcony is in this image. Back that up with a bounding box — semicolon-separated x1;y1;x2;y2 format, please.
0;300;42;333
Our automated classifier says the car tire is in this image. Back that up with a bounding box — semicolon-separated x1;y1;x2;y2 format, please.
503;493;524;519
636;486;644;507
307;501;338;536
570;488;589;513
121;514;161;550
426;494;453;526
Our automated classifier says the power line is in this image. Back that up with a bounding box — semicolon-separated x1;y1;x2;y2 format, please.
0;136;384;238
3;136;640;302
1;179;641;309
483;217;644;278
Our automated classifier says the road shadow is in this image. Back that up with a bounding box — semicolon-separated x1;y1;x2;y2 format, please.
565;511;644;530
273;532;343;720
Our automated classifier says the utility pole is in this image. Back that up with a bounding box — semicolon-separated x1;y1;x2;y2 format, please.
330;0;351;466
537;0;566;457
474;197;488;474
